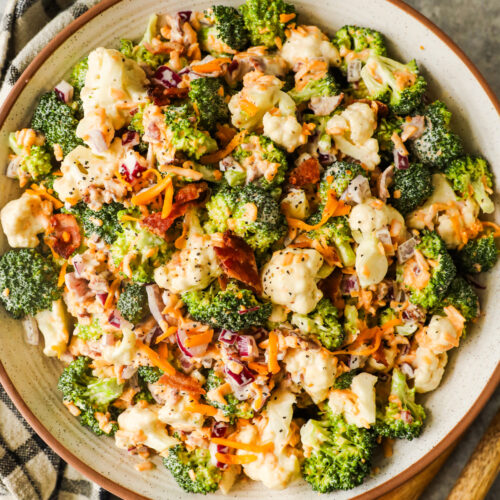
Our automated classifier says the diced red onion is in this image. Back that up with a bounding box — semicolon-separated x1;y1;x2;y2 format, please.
347;60;362;83
177;10;192;24
402;303;426;323
309;94;343;116
176;328;208;358
397;237;417;264
6;157;20;178
237;306;260;315
341;174;371;204
378;165;394;202
119;151;147;183
54;80;74;103
211;421;228;438
209;442;229;470
341;274;359;294
96;293;108;305
122;130;140;147
88;130;108;153
146;285;165;326
153;65;182;88
394;150;409;170
108;310;122;328
219;329;238;345
72;254;83;277
236;335;258;360
23;316;39;345
318;152;336;166
224;361;255;387
400;363;415;379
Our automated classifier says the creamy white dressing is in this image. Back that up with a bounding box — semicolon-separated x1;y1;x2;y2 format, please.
35;300;70;357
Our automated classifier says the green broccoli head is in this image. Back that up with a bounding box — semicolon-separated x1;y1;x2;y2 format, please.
204;182;239;233
444;156;494;214
439;276;480;322
182;280;272;331
117;283;149;324
188;77;230;131
375;368;426;440
375;115;403;160
288;72;340;104
291;297;345;350
360;55;427;114
319;161;369;200
390;162;434;215
31;91;84;156
69;201;125;244
240;0;296;48
231;134;288;190
301;412;376;492
9;133;53;179
343;303;359;338
75;316;103;341
137;365;163;384
456;234;498;274
165;104;218;160
204;370;254;420
307;214;356;267
333;25;386;72
333;370;358;390
57;356;123;436
405;230;456;310
163;444;222;494
0;249;62;319
411;100;463;169
69;57;88;94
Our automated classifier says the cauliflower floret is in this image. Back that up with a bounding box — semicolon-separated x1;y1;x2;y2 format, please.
154;234;221;294
262;111;307;152
327;103;380;169
116;405;178;453
228;71;295;130
158;390;204;432
355;235;388;288
34;299;69;357
280;188;310;220
284;347;336;403
262;248;325;314
101;328;137;365
281;25;341;68
328;372;377;428
413;346;448;393
0;192;50;248
425;315;460;354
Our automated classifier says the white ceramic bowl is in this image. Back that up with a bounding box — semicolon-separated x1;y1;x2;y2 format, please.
0;1;499;498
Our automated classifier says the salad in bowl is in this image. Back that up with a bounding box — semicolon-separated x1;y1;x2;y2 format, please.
0;0;498;495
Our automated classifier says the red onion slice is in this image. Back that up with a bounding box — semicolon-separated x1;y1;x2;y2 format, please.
397;237;417;264
211;421;228;438
96;293;108;305
378;165;394;202
54;80;74;103
394;150;409;170
153;66;182;88
23;316;39;345
122;130;140;147
236;335;258;360
219;329;238;345
224;361;255;387
176;328;208;358
177;10;192;23
347;60;362;83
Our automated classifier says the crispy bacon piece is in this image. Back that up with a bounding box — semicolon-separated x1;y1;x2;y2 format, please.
289;157;320;187
371;342;389;367
147;85;189;106
140;182;209;237
158;372;205;395
213;231;261;292
47;214;81;259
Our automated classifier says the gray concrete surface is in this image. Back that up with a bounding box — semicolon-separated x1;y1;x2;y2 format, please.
0;0;498;498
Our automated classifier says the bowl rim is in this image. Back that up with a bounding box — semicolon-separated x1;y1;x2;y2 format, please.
0;0;498;498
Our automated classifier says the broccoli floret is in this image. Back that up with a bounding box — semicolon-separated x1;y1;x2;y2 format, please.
0;249;62;319
69;57;88;94
439;276;480;322
343;303;359;338
165;104;218;160
204;370;254;420
204;182;239;233
31;91;84;156
57;356;123;436
404;230;456;310
360;55;427;114
69;201;124;244
163;444;222;494
301;412;376;492
456;234;498;274
240;0;296;48
110;209;173;283
75;316;103;341
188;78;230;131
289;72;340;104
319;161;369;200
231;134;288;190
375;115;403;160
129;104;145;135
333;25;386;73
9;134;53;179
390;162;433;215
117;283;148;324
291;298;344;350
375;368;426;440
137;365;163;384
307;214;356;267
182;280;272;331
444;155;494;214
333;370;358;390
411;100;463;169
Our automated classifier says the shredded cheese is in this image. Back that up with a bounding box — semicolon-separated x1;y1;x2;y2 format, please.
57;261;67;288
185;402;218;416
268;331;280;374
211;438;274;454
184;329;214;348
215;453;257;465
131;176;171;206
104;277;120;309
200;130;247;165
161;178;174;219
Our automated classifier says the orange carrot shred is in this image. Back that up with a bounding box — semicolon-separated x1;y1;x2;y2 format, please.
211;438;274;454
135;340;176;376
184;329;214;348
200;131;247;165
268;331;280;374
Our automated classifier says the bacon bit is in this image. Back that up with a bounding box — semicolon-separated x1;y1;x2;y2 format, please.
444;305;466;335
46;214;81;259
135;461;155;471
136;340;177;376
158;370;205;395
192;57;231;73
186;402;218;416
184;329;214;347
200;130;247;165
268;331;280;374
30;183;63;209
161;178;174;219
247;362;269;375
57;261;67;288
160;166;204;180
211;437;274;454
213;231;262;292
155;326;178;344
215;453;257;465
288;157;320;187
132;176;171;206
147;84;189;106
215;124;237;145
104;278;120;309
175;182;209;204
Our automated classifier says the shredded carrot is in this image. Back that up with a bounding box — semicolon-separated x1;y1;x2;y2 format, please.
211;438;274;454
155;326;178;344
268;331;280;374
157;342;169;361
184;329;214;348
135;340;176;376
104;278;120;309
481;221;500;238
200;130;247;165
160;166;204;180
57;261;67;287
186;402;218;416
247;362;269;375
191;57;231;73
161;178;174;219
215;453;257;465
131;176;171;205
142;168;163;183
30;184;63;209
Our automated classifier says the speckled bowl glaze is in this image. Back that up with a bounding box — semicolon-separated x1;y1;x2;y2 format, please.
0;0;499;498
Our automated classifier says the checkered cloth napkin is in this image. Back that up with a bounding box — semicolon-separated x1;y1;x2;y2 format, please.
0;2;113;498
